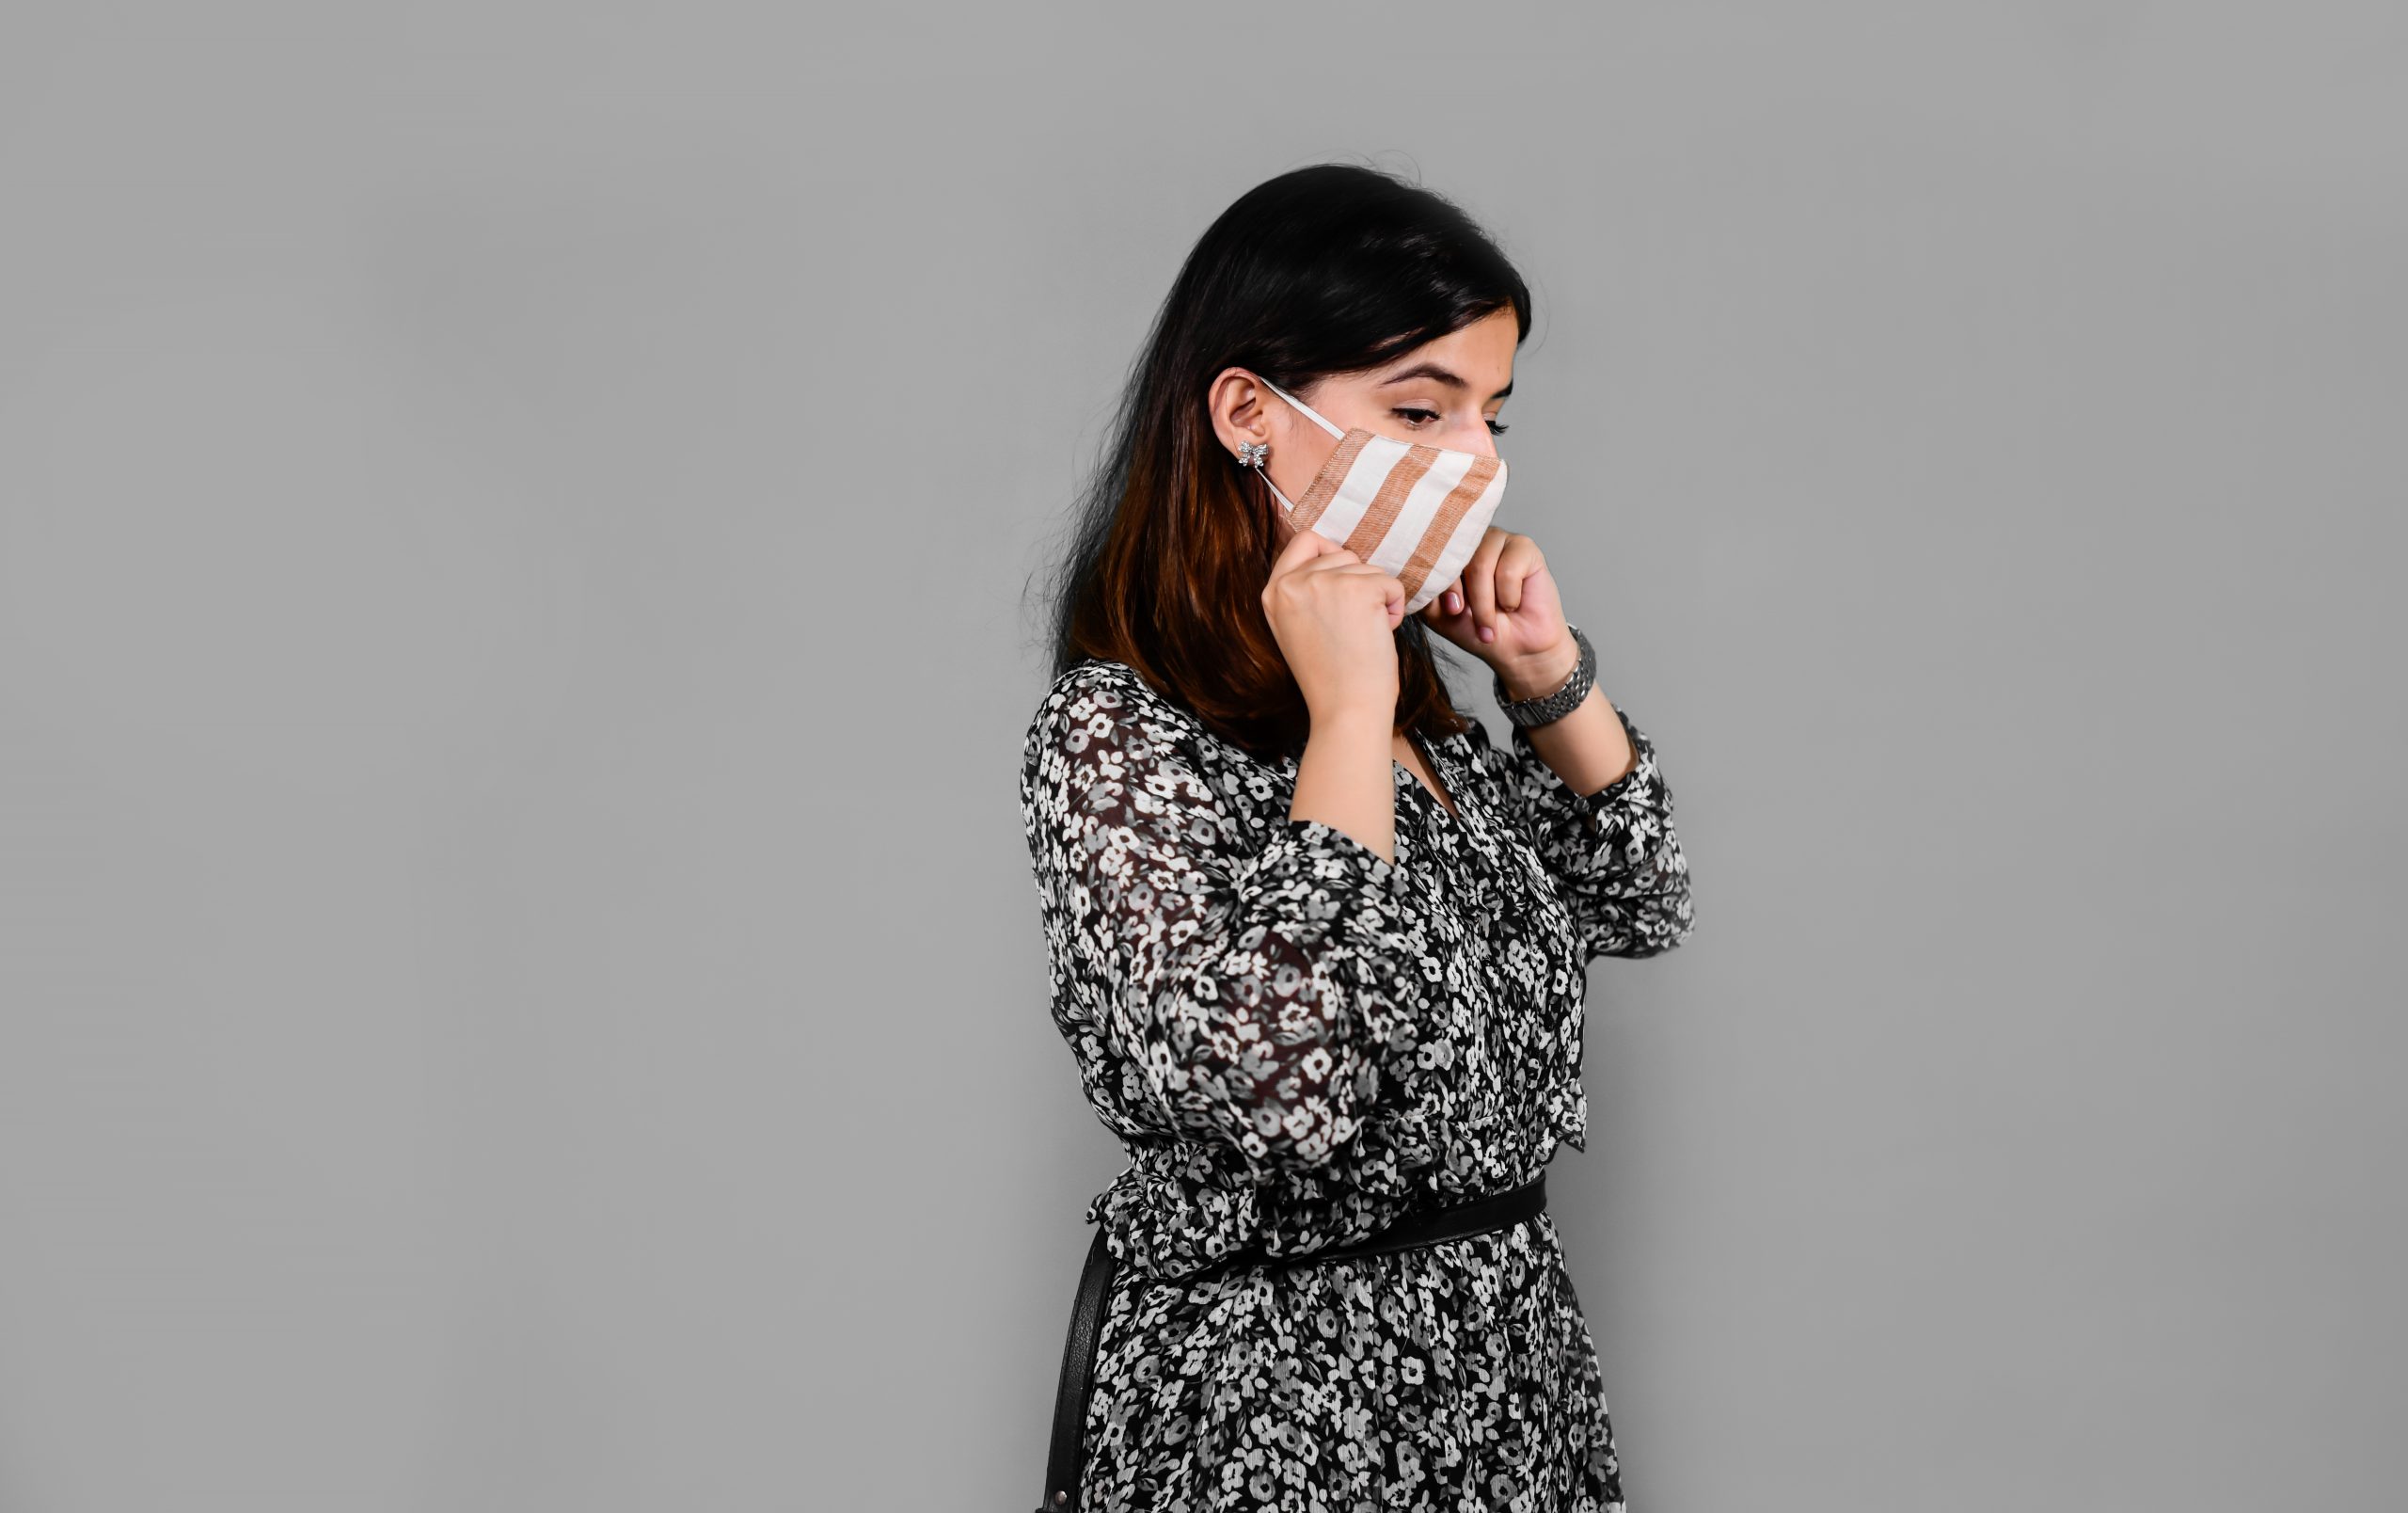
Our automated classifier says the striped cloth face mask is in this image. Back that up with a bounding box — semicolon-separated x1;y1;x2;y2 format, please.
1245;375;1508;617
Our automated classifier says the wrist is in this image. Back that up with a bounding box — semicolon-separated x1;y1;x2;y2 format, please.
1497;634;1581;703
1306;703;1395;746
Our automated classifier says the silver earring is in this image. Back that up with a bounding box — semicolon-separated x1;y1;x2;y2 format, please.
1236;440;1268;468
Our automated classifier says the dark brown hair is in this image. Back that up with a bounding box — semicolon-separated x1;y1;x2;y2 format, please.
1026;162;1534;763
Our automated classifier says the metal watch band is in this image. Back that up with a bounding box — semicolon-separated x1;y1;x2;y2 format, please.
1492;623;1595;727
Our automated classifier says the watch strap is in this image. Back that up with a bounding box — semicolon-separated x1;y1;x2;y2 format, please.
1492;624;1595;727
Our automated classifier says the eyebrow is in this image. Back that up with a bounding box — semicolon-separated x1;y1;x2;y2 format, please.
1380;361;1513;402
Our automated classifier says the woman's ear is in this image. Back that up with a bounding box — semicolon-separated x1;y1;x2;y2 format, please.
1207;367;1277;459
1212;368;1317;549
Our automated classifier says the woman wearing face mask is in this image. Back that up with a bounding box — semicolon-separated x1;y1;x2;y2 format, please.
1020;163;1696;1513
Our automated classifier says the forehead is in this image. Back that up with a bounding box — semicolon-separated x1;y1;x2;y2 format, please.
1370;314;1518;398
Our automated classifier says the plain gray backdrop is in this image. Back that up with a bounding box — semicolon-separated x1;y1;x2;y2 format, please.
2;3;2400;1510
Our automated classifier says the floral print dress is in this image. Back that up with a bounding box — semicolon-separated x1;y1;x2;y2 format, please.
1019;656;1696;1513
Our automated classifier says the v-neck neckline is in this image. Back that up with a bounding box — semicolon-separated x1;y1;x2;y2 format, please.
1398;731;1463;823
1271;728;1465;826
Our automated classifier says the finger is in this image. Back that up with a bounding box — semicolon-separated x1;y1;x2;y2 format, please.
1497;540;1528;614
1269;526;1357;584
1292;549;1370;583
1322;561;1402;622
1417;574;1458;625
1462;536;1502;640
1271;523;1331;572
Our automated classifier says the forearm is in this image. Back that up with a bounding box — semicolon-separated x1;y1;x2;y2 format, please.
1291;705;1401;864
1497;640;1637;797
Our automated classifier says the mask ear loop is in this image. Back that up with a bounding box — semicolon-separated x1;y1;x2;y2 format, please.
1243;376;1345;516
1243;446;1297;516
1259;377;1347;440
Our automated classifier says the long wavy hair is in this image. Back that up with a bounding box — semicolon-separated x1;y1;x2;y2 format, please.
1025;161;1535;762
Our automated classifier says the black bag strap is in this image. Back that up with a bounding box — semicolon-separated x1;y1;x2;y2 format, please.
1035;1224;1117;1512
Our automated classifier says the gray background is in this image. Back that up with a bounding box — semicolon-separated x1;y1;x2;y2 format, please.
2;3;2400;1510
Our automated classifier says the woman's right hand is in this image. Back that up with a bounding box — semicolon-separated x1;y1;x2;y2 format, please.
1261;526;1406;723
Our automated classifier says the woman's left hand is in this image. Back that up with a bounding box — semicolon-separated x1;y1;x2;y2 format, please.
1418;527;1576;691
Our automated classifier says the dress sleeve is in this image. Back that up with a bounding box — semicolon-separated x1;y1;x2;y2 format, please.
1470;697;1697;963
1019;667;1439;1181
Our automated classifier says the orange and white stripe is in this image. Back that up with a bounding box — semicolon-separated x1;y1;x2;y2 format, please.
1257;379;1509;615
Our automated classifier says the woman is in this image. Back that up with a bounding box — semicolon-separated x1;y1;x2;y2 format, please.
1019;163;1696;1513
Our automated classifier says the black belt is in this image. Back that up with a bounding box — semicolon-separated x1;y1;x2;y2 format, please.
1032;1172;1547;1513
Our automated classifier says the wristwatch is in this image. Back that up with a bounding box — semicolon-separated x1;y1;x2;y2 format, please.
1492;623;1595;728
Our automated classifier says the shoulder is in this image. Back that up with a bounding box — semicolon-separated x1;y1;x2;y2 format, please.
1027;658;1198;742
1022;659;1218;792
1021;660;1229;830
1040;656;1148;707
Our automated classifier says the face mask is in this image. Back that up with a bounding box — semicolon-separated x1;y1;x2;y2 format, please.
1242;376;1509;616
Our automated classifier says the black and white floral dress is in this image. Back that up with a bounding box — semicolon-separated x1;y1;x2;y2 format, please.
1019;656;1695;1513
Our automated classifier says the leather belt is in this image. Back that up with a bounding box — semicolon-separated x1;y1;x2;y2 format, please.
1032;1172;1548;1512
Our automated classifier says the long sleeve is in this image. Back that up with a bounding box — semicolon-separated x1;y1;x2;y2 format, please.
1019;665;1441;1182
1470;697;1696;963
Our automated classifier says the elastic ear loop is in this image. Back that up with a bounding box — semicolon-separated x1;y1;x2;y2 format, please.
1247;377;1346;515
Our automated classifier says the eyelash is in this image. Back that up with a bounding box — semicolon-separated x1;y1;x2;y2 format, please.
1395;406;1509;436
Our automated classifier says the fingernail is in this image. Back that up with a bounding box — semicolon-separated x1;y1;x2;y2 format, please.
1479;624;1495;644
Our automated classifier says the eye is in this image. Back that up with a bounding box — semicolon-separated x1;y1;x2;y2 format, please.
1392;406;1511;438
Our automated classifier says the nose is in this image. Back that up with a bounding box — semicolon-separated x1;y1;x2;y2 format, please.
1459;418;1498;460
